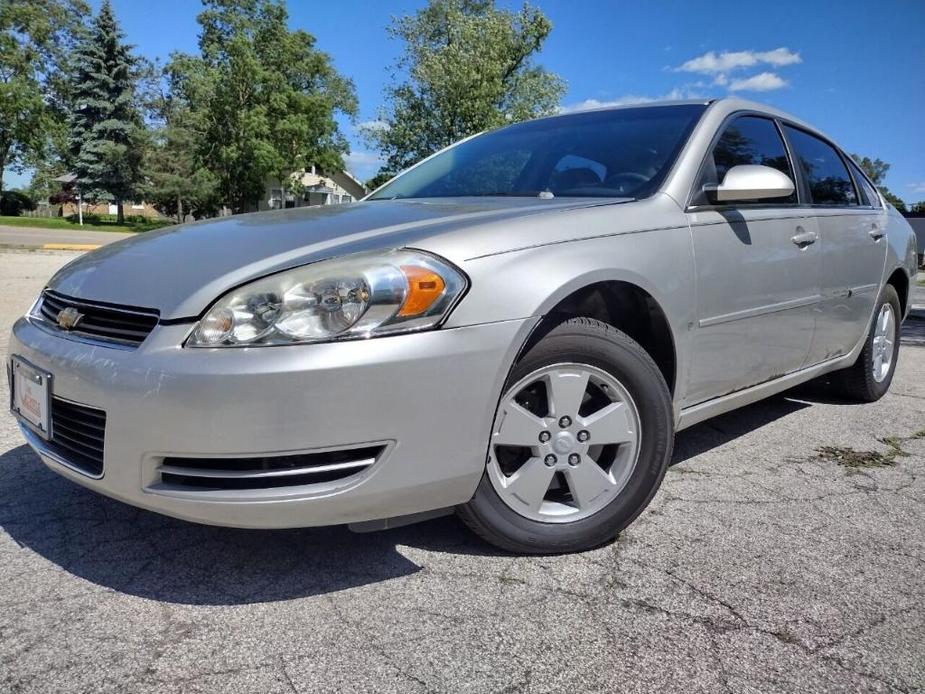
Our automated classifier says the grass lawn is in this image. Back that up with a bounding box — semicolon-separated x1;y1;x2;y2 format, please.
0;215;174;234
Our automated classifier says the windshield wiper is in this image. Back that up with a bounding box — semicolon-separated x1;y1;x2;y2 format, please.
454;191;546;198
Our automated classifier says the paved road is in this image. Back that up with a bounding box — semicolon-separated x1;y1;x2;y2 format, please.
1;250;924;693
0;224;133;248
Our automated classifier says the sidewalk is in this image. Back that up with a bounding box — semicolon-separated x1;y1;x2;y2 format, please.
0;224;133;251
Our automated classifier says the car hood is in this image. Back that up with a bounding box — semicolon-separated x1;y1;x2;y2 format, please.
47;197;625;320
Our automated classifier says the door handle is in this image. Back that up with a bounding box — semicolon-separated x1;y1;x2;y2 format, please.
869;225;886;241
791;228;818;248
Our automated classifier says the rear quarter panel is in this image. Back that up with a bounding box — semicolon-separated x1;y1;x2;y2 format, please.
885;205;918;318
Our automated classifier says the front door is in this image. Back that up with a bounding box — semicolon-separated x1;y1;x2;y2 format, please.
683;115;820;406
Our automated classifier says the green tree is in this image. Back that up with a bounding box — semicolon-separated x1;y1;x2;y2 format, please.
139;67;219;222
910;201;925;214
851;153;906;212
881;189;907;213
365;171;394;192
142;108;220;223
27;160;69;202
850;154;889;185
365;0;565;178
0;0;87;194
168;0;357;214
67;0;143;223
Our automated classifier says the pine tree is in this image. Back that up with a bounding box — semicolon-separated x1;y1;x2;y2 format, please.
67;0;141;223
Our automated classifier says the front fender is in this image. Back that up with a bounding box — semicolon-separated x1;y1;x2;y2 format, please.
446;224;698;407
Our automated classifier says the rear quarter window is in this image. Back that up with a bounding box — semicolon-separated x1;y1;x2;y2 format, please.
848;159;882;208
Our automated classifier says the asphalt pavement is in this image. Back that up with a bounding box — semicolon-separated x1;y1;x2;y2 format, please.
1;250;924;693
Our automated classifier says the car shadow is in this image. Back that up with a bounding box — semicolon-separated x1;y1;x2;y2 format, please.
0;378;887;606
671;378;866;466
0;442;501;606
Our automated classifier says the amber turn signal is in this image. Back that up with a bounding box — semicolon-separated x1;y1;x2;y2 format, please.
398;265;446;316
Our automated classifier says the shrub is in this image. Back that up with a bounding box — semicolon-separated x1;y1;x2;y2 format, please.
0;190;37;216
78;213;150;225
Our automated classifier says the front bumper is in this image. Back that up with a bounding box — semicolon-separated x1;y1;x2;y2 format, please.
9;315;533;528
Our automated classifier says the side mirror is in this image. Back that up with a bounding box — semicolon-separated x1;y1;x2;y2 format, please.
707;164;795;202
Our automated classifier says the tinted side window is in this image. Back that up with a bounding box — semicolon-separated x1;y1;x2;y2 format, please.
697;116;796;204
848;159;882;208
783;126;858;206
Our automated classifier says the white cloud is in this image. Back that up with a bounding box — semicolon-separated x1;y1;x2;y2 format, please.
559;96;654;113
759;47;803;67
560;48;799;116
908;182;925;193
663;86;705;100
357;119;390;134
559;87;704;114
344;150;384;167
676;47;801;75
728;72;788;92
343;150;385;180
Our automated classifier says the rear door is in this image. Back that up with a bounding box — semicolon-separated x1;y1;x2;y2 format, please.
781;126;887;365
684;115;820;406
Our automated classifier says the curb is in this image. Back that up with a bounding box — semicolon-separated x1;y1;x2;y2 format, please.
0;243;91;253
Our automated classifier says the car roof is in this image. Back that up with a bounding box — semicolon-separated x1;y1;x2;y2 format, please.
555;96;833;144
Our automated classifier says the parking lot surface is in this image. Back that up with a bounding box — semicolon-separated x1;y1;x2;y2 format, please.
1;250;924;693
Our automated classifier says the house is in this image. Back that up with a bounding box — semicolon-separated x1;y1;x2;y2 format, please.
58;199;162;219
258;167;366;211
50;173;163;219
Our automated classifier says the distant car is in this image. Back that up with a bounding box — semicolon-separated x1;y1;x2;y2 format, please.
9;98;918;554
903;214;925;268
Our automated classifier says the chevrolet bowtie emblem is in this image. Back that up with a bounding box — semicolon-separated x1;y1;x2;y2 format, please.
57;306;84;330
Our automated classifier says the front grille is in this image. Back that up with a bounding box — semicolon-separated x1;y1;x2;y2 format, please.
157;446;384;491
47;397;107;476
39;290;159;347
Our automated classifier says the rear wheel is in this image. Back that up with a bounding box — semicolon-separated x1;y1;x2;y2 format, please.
830;285;901;403
458;317;674;554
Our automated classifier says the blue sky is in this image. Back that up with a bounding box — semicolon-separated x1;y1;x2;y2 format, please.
7;0;925;202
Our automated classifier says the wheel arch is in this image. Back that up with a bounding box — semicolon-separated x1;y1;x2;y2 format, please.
517;278;678;395
886;266;910;317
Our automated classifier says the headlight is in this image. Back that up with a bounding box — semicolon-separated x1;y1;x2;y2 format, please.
186;250;467;347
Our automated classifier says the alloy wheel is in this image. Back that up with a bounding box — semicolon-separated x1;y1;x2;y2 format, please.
871;303;896;383
487;363;641;523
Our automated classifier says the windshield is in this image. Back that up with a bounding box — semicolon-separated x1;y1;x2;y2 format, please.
368;104;707;201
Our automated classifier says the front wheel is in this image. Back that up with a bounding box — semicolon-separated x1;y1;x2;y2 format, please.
457;317;674;554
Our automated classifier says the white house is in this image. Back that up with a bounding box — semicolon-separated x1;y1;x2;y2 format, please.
259;167;366;211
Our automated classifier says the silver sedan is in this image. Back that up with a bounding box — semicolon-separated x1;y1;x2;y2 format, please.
8;97;917;553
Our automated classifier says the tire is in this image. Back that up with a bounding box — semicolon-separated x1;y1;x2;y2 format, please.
830;284;901;403
457;317;674;554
